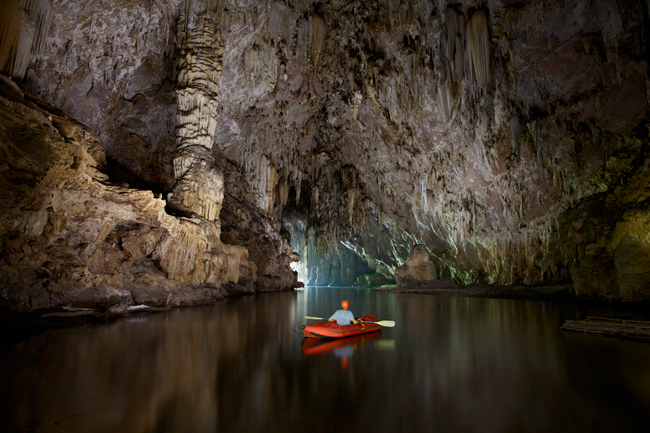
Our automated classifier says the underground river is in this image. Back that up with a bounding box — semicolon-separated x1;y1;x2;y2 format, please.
1;287;650;433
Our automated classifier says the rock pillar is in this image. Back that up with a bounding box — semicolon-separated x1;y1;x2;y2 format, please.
168;0;225;222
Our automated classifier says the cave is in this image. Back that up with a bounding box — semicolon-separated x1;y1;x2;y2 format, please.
1;0;650;313
4;1;650;432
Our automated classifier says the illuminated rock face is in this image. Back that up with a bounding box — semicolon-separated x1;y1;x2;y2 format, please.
2;0;649;303
0;76;295;312
0;76;225;311
395;245;437;288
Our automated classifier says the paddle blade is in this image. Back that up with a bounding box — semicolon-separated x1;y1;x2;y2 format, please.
375;320;395;327
305;316;323;320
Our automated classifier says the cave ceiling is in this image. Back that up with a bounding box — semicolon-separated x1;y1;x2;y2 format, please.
5;0;650;300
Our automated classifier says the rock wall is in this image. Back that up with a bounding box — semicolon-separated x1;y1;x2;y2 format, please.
3;0;650;301
0;75;296;313
24;0;182;191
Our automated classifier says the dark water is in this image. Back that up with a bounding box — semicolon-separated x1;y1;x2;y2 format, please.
2;287;650;433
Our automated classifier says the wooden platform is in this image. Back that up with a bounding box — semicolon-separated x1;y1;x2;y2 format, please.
561;316;650;341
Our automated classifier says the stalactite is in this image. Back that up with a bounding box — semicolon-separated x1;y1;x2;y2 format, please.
278;178;290;207
510;116;521;155
0;0;52;79
436;80;454;122
445;7;465;85
466;10;490;89
308;13;326;71
268;0;291;41
266;162;278;216
244;40;280;88
0;0;22;76
23;0;52;54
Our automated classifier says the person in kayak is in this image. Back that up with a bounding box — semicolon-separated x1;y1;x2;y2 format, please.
328;300;363;325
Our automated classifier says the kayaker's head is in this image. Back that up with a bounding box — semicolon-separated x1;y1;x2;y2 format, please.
341;300;350;310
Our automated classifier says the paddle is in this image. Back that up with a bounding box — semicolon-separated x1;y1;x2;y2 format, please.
305;316;395;327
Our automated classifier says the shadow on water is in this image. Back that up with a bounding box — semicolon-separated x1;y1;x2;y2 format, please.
1;287;650;432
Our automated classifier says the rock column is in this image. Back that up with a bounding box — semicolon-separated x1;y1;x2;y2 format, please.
168;0;225;222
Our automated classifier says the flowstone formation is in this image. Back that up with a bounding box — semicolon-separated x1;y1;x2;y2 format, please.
0;76;224;311
2;0;650;303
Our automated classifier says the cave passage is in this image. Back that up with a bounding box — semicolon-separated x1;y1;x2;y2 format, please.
2;288;650;433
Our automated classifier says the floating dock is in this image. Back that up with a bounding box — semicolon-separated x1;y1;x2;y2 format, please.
561;316;650;341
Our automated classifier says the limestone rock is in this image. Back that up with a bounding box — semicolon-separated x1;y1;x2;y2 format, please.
216;154;299;292
0;77;294;313
395;245;437;288
24;0;181;191
563;151;650;301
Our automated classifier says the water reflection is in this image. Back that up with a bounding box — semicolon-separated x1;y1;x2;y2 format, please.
1;288;650;432
301;332;382;360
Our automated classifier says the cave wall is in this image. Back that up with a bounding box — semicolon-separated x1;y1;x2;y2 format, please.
0;74;298;312
2;0;650;302
0;75;226;311
210;0;649;298
24;0;181;191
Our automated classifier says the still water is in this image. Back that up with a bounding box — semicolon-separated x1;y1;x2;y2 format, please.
2;287;650;433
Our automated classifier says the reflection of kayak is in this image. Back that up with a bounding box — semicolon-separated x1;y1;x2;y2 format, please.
301;315;381;339
301;331;381;356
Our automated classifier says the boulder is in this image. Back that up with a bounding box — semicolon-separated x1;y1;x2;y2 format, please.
395;245;437;287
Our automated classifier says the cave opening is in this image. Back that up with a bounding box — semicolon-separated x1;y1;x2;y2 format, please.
282;184;375;287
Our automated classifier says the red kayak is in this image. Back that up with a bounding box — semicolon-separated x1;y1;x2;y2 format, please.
301;315;381;339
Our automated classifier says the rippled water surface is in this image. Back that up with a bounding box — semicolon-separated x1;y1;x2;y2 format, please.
2;287;650;433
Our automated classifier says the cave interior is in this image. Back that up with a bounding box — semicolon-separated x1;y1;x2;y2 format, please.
1;0;650;313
